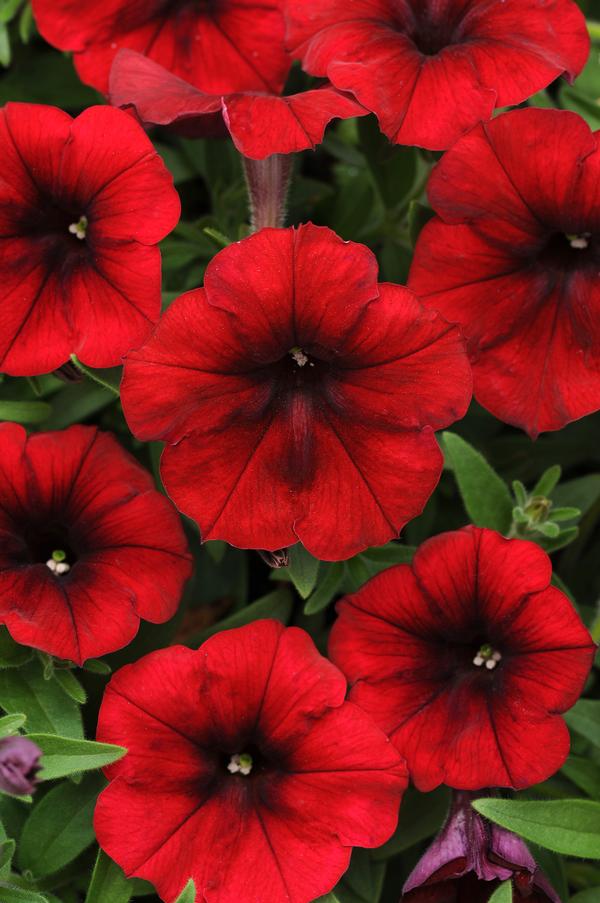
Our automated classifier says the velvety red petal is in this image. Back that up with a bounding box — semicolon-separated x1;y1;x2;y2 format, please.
109;50;223;129
121;288;264;444
463;0;589;105
426;111;596;237
0;251;72;376
33;0;290;96
223;86;367;159
0;564;139;665
332;283;471;431
411;528;552;628
203;224;380;353
295;418;443;560
329;39;496;150
60;105;180;246
503;586;595;713
67;242;161;369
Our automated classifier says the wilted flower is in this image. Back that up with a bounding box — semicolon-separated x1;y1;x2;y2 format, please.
0;736;42;796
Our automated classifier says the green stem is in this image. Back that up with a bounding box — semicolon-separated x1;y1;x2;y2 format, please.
69;355;120;398
588;21;600;42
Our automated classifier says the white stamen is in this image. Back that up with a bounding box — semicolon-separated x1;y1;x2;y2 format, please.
46;557;71;575
473;645;502;670
69;215;88;241
568;232;591;250
290;347;309;368
227;753;253;776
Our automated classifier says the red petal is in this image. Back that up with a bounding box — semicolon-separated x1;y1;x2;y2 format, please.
223;86;367;159
32;0;290;95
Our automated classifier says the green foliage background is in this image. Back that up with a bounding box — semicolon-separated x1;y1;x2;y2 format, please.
0;2;600;902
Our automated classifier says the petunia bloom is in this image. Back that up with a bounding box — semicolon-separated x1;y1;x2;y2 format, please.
329;526;596;791
0;736;42;796
31;0;290;97
409;108;600;437
402;790;559;903
0;103;180;377
0;423;192;665
120;223;472;562
94;619;408;903
285;0;589;150
109;50;367;160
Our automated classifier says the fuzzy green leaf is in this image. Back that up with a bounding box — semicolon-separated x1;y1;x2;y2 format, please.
442;432;513;533
304;563;345;615
174;879;196;903
565;700;600;747
18;773;103;877
0;662;83;738
287;546;320;599
0;401;51;424
473;798;600;858
85;849;133;903
488;882;512;903
27;734;127;781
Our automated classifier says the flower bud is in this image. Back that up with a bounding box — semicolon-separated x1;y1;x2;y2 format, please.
402;791;560;902
0;736;42;796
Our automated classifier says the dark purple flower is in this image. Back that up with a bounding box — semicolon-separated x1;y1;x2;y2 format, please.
402;791;560;903
0;736;42;796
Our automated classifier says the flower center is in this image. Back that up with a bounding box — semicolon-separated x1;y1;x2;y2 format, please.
227;752;253;776
68;216;88;241
289;346;313;368
46;549;71;575
473;643;502;670
566;231;591;250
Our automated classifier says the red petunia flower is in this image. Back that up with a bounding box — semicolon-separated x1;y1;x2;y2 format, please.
403;790;559;903
285;0;589;150
94;619;407;903
109;50;367;159
329;526;596;791
0;103;180;377
31;0;290;97
120;224;472;561
409;108;600;437
0;423;192;665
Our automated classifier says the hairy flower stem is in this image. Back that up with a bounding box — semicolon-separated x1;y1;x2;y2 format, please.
243;155;293;232
69;355;120;397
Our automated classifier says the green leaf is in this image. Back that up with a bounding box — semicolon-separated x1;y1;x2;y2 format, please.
0;885;49;903
81;659;111;676
334;849;386;903
85;849;133;903
565;700;600;747
0;400;51;424
304;563;345;615
0;630;33;669
488;881;512;903
562;756;600;798
174;879;196;903
0;23;10;68
286;546;320;599
532;465;562;497
442;432;513;533
550;507;581;522
53;669;87;705
0;838;15;877
540;526;579;553
27;734;127;781
570;890;600;903
0;0;22;25
0;661;83;738
472;798;600;858
188;587;293;645
0;714;26;738
373;786;450;859
512;480;528;507
408;200;435;246
18;773;103;877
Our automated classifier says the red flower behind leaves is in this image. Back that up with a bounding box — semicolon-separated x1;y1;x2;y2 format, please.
329;527;595;791
109;50;367;159
31;0;290;97
120;224;472;561
0;103;180;377
94;619;407;903
0;424;192;665
409;108;600;437
285;0;589;150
